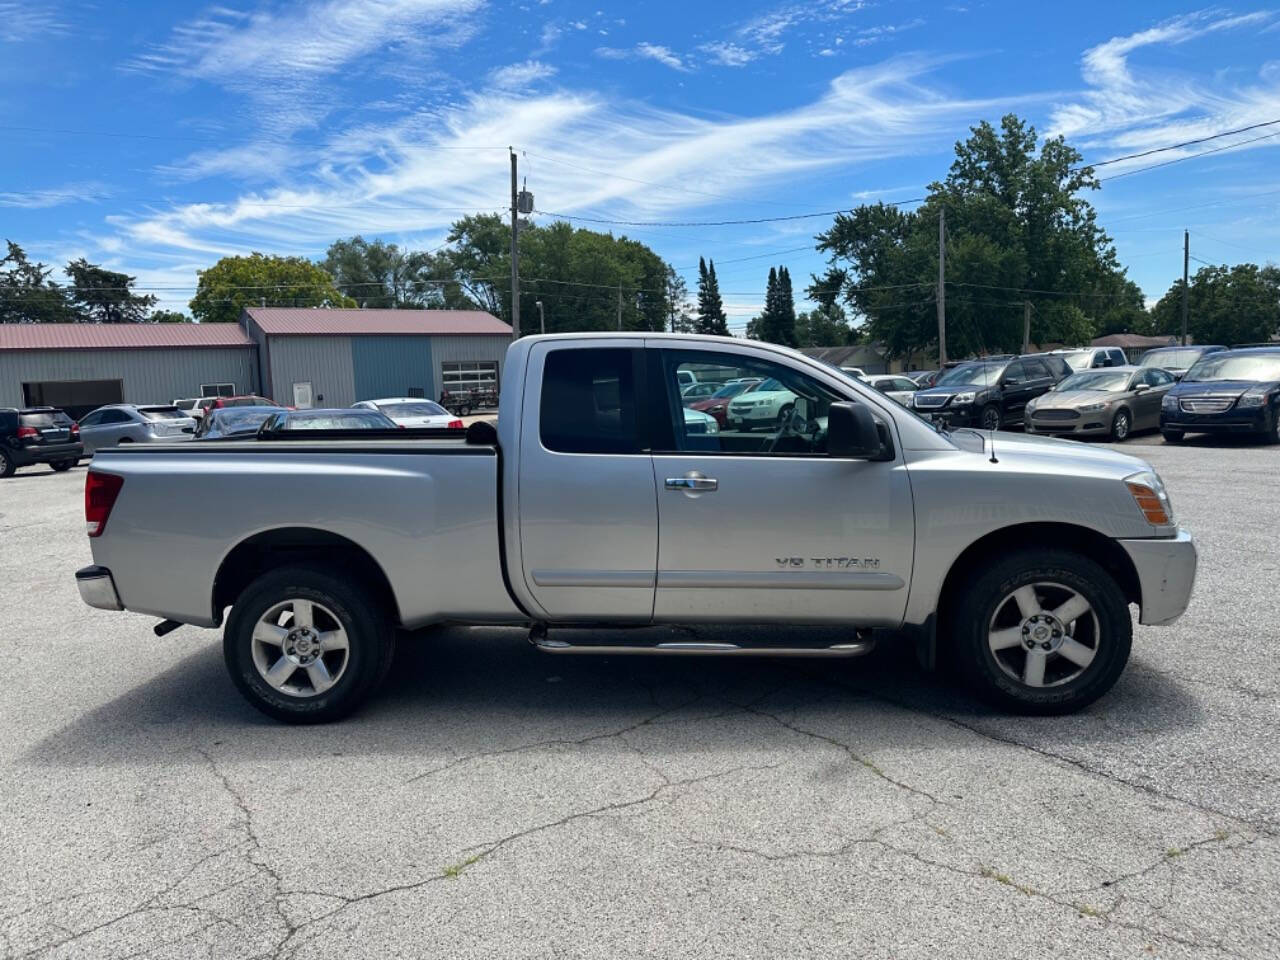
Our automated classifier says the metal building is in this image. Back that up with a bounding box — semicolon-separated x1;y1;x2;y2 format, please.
0;308;512;417
0;324;259;417
241;307;511;408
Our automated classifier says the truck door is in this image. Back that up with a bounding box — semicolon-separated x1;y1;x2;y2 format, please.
647;344;914;627
516;341;657;621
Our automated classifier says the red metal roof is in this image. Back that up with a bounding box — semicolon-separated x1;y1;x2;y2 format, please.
0;323;253;351
245;307;511;336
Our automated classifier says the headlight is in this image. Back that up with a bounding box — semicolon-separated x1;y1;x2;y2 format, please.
1125;470;1174;526
1238;389;1270;408
1078;401;1107;413
951;391;976;405
1162;394;1178;410
705;419;719;435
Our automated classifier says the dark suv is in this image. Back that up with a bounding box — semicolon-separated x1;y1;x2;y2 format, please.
910;354;1073;430
0;407;84;478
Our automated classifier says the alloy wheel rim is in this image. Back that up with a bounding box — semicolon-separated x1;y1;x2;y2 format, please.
987;581;1100;688
250;598;350;698
983;408;1000;430
1115;412;1129;438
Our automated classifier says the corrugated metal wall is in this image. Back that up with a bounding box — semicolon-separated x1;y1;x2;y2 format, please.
267;336;356;407
0;348;258;408
351;335;433;401
430;335;509;393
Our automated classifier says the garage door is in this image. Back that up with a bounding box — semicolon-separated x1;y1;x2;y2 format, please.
22;380;124;419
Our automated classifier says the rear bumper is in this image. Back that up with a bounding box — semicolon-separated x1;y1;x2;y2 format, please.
1118;529;1197;626
76;565;123;611
12;441;83;465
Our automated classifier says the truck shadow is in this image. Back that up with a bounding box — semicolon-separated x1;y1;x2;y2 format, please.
26;623;1203;768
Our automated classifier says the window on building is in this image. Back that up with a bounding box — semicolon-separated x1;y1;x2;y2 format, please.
406;387;425;399
201;383;236;397
441;361;499;392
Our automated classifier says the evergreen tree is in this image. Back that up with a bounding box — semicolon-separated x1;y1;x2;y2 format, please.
0;241;76;323
755;265;798;345
695;257;729;336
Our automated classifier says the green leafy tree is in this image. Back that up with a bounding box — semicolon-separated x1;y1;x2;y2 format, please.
795;302;852;346
813;114;1134;359
0;241;76;323
1149;263;1280;345
189;253;355;323
65;259;157;323
322;235;473;309
666;267;696;332
695;257;729;336
150;309;191;323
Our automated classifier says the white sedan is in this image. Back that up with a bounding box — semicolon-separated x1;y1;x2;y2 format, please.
352;398;463;428
863;375;919;407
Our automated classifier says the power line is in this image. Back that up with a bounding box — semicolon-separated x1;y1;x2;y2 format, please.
532;202;928;228
1081;117;1280;169
1097;129;1280;182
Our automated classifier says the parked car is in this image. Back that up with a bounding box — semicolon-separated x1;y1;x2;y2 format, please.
687;380;761;427
839;366;867;379
1026;366;1175;440
905;369;938;386
78;405;197;454
680;381;724;403
864;375;919;406
352;398;463;429
1046;347;1129;372
1159;347;1280;443
1138;345;1228;380
682;406;719;435
257;408;398;435
0;407;82;478
208;395;278;411
77;332;1197;722
726;376;798;431
196;406;287;440
173;397;217;421
911;354;1073;430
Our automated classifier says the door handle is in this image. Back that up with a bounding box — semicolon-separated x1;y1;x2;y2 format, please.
665;476;718;491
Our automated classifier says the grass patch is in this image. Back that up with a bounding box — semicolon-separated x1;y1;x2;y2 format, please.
442;854;482;879
980;866;1037;896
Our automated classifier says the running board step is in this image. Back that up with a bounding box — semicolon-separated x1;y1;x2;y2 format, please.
529;629;875;659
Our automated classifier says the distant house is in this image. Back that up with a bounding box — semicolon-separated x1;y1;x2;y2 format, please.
1090;333;1179;363
799;343;929;375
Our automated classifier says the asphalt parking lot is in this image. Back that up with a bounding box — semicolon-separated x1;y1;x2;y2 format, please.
1;433;1277;959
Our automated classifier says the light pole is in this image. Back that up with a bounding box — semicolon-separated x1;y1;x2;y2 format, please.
535;300;545;335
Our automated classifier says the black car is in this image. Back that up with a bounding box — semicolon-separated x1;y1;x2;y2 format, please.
910;354;1073;430
1159;347;1280;443
0;407;84;478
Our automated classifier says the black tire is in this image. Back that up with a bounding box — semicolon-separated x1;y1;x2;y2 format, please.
0;449;14;478
1161;428;1184;443
980;405;1002;432
223;566;395;724
951;549;1132;715
1264;413;1280;445
1110;408;1132;442
50;459;75;472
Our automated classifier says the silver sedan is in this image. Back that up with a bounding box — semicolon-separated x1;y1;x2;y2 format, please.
77;405;197;453
1025;366;1176;440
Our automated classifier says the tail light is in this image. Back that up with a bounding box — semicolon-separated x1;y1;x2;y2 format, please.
397;423;406;429
85;472;124;537
447;419;464;429
71;423;80;438
16;426;37;440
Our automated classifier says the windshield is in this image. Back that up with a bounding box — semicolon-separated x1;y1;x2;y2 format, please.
140;407;185;420
936;362;1006;387
1058;371;1131;392
1183;354;1280;383
209;408;281;434
283;411;396;429
754;378;787;392
1140;348;1201;369
377;402;447;418
709;382;750;399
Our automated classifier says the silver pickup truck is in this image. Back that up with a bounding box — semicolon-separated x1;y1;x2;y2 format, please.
76;333;1197;722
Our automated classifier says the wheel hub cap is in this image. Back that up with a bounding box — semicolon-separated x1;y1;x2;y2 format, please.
1021;613;1064;652
284;627;320;665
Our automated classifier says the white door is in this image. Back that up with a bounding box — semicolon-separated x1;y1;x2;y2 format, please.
516;341;657;621
649;345;915;627
292;382;314;409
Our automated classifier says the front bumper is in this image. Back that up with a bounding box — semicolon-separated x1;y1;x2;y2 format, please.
1160;410;1268;434
76;565;123;611
1118;529;1197;626
1026;414;1111;436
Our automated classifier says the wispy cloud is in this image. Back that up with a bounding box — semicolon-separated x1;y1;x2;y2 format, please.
488;59;557;88
0;2;68;42
596;43;689;72
699;41;757;67
0;182;108;209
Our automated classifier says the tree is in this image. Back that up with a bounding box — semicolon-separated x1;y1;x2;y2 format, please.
695;258;729;336
0;241;76;323
1149;263;1280;345
795;302;852;346
189;253;355;323
150;310;191;323
813;114;1135;359
666;267;696;332
64;259;157;323
752;266;799;346
322;235;473;309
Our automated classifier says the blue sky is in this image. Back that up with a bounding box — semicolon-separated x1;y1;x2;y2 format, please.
3;1;1279;330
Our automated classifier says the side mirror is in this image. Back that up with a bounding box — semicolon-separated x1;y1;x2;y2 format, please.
1133;383;1151;394
1003;377;1021;386
827;402;884;459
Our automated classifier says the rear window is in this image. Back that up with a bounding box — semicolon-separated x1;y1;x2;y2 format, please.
279;411;396;430
540;348;639;454
379;402;448;418
140;407;185;420
19;411;72;428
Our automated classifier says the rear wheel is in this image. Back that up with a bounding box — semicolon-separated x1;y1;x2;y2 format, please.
951;550;1132;715
0;450;14;478
1161;428;1184;443
1110;408;1132;441
223;566;394;723
50;459;76;472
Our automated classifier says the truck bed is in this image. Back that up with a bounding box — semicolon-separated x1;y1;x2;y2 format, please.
88;437;524;629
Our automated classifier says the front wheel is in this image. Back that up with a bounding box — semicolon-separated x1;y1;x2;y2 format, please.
1161;428;1184;443
0;449;14;478
980;405;1002;432
1264;413;1280;445
951;550;1132;715
1110;408;1132;441
223;566;394;723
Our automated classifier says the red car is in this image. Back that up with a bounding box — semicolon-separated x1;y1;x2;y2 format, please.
687;379;761;427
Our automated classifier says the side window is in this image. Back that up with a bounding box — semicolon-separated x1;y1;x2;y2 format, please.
1024;358;1051;380
1145;368;1173;387
98;410;129;425
540;348;639;455
1003;361;1026;383
894;377;917;391
1112;350;1127;367
79;411;102;427
658;350;841;456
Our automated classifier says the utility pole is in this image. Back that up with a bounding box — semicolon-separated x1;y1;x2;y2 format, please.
509;148;520;339
617;283;623;330
535;300;545;335
1022;300;1031;354
1181;229;1189;346
936;208;947;366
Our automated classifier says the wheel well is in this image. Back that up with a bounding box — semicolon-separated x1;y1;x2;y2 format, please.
212;528;400;625
935;523;1141;638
